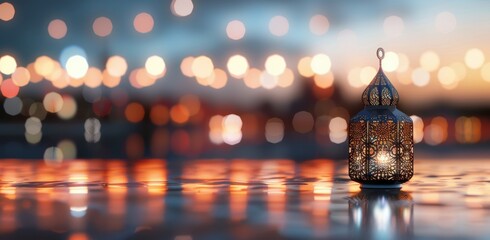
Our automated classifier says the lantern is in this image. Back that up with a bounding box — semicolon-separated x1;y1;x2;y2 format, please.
348;48;414;188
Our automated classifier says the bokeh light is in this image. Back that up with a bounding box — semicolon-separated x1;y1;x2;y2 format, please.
3;97;22;116
171;0;194;17
226;20;246;40
481;62;490;82
243;68;261;89
48;19;67;39
145;55;166;76
260;71;278;89
410;115;424;143
297;57;314;78
329;117;347;144
1;78;19;98
106;56;128;77
93;17;113;37
311;54;331;75
12;67;30;87
150;104;169;126
412;67;430;87
464;48;485;69
420;51;440;72
209;68;228;89
170;104;190;124
269;15;289;37
133;12;154;33
222;114;243;145
0;55;17;75
277;68;294;88
437;66;458;90
57;95;77;120
314;72;334;89
381;51;399;72
192;55;214;78
180;56;195;77
25;117;42;135
43;92;64;113
309;15;329;35
66;55;89;79
0;2;15;21
83;67;103;88
125;102;145;123
227;55;249;78
265;118;284;143
265;54;286;76
292;111;314;134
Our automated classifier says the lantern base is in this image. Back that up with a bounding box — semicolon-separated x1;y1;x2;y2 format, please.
360;183;402;189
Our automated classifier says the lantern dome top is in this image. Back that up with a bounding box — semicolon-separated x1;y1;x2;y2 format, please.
362;48;399;106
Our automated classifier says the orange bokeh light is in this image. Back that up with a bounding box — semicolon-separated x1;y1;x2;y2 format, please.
133;12;154;33
48;19;67;39
125;102;145;123
170;104;190;124
0;2;15;21
0;78;19;98
93;17;113;37
150;104;169;126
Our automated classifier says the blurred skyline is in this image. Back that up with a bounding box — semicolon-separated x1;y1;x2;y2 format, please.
1;1;490;108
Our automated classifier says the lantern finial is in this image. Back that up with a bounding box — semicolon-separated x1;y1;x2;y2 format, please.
361;47;399;106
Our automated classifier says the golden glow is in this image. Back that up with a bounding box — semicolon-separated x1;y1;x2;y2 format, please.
102;70;121;88
309;14;329;35
191;55;214;78
133;12;154;33
481;62;490;82
464;48;485;69
12;67;30;87
226;20;246;40
227;55;249;78
420;51;440;72
180;56;195;77
297;57;314;78
329;117;348;144
424;116;448;145
437;66;458;90
314;72;334;88
57;95;77;120
93;17;113;37
66;55;89;79
243;68;261;89
209;68;228;89
277;68;294;88
269;15;289;36
412;67;430;87
0;2;15;21
360;66;377;85
171;0;194;17
43;92;64;113
310;53;331;75
455;116;481;144
410;115;424;143
106;56;128;77
145;55;166;76
382;51;399;72
265;54;286;76
397;53;410;72
48;19;67;39
0;55;17;75
83;67;103;88
34;56;55;77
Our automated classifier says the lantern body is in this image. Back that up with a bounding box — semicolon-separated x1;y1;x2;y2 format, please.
348;48;414;187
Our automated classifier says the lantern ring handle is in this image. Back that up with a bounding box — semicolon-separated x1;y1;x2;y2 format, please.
377;47;385;60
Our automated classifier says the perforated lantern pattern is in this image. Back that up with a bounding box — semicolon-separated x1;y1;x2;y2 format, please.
348;48;414;185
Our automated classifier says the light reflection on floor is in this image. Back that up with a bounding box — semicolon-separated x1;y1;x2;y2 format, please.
0;158;489;239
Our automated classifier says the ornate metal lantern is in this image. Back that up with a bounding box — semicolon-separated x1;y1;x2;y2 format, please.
348;48;414;188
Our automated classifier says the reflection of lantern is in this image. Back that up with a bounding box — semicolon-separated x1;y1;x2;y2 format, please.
348;48;413;188
348;189;413;239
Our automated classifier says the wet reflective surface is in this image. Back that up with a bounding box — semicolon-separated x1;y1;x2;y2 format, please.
0;158;489;239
